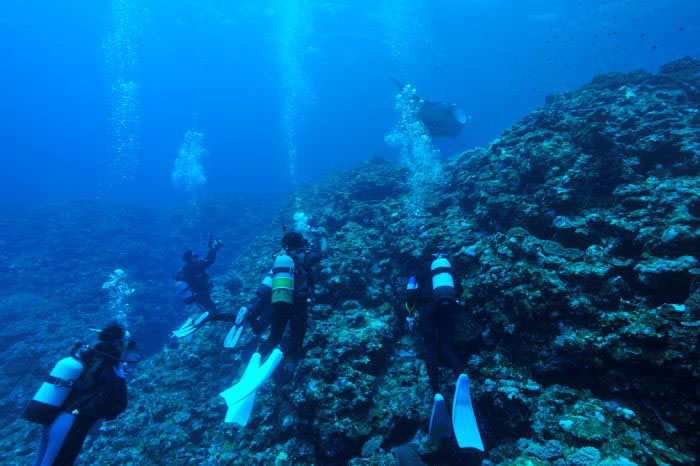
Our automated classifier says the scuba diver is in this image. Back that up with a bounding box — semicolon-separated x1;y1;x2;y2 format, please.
219;230;321;427
22;323;138;465
174;265;276;344
404;256;484;451
172;237;224;337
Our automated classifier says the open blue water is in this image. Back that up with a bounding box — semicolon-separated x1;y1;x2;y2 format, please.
2;0;698;207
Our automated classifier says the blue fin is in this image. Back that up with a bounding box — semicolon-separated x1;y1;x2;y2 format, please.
224;325;244;348
429;393;451;440
221;353;261;426
452;374;484;451
219;349;283;406
172;312;209;338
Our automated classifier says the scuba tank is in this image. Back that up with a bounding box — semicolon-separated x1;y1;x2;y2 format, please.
261;270;273;290
21;347;85;425
271;255;295;304
431;257;456;304
174;280;193;301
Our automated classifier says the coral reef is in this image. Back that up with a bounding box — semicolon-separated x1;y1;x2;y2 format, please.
3;59;698;465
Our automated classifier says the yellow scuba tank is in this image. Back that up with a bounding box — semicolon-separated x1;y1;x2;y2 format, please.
271;254;295;304
21;353;85;425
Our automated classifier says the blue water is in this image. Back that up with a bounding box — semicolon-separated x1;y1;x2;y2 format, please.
2;0;698;206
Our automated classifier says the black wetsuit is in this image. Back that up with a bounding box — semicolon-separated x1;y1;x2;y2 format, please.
36;352;127;465
258;251;319;360
245;285;274;335
208;280;274;334
409;269;463;394
177;247;219;312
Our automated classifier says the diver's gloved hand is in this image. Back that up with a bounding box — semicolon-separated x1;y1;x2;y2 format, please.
406;317;415;331
208;238;224;250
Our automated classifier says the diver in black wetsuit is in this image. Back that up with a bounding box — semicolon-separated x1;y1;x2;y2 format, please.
403;258;485;449
404;257;463;394
257;231;320;362
172;238;232;337
218;232;322;427
27;324;131;466
175;238;223;312
237;271;274;335
206;270;276;334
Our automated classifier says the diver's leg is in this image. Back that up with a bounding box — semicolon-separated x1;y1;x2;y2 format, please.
249;303;274;335
31;426;49;466
281;301;308;358
198;294;217;312
418;303;440;393
52;415;96;465
437;303;462;377
208;312;236;323
246;298;271;335
259;303;290;357
36;412;76;466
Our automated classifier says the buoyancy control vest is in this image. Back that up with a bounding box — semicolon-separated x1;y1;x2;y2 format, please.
62;358;126;420
176;257;212;299
271;255;295;304
431;258;456;304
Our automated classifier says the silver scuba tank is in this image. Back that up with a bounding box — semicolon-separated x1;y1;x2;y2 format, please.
21;355;85;425
431;257;456;304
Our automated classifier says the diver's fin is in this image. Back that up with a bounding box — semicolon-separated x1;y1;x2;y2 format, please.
193;311;210;326
452;374;484;451
172;312;209;338
224;325;244;348
236;306;248;326
173;325;197;338
221;353;261;426
219;349;283;406
172;317;194;337
225;391;256;427
429;393;452;440
221;353;261;404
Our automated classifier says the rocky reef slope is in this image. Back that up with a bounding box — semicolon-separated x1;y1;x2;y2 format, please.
6;59;699;465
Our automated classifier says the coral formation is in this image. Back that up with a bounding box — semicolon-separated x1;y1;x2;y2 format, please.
2;60;698;464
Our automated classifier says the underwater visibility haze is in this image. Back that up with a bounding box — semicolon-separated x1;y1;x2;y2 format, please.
1;0;700;465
